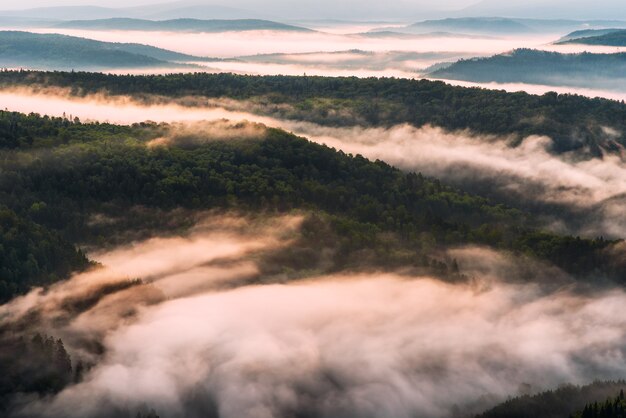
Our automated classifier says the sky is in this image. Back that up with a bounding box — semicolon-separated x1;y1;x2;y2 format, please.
2;0;625;20
0;0;475;10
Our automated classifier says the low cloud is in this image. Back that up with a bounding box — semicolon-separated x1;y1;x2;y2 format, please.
3;214;626;418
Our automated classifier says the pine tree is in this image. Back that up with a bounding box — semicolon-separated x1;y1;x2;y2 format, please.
54;338;72;377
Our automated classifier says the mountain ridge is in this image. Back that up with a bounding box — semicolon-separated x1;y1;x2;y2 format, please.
0;31;213;70
54;17;314;32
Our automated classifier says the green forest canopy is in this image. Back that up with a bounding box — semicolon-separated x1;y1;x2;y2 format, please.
0;110;623;302
1;70;625;156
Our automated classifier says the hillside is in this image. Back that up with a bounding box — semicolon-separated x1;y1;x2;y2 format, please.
1;110;625;302
429;49;626;92
380;18;626;36
407;17;533;35
0;31;208;70
54;18;313;33
2;70;626;157
556;28;623;42
559;29;626;46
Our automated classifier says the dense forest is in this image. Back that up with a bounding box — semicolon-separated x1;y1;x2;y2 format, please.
1;70;625;156
476;381;626;418
431;49;626;92
0;205;90;301
575;391;626;418
0;331;160;417
0;333;74;402
0;110;624;304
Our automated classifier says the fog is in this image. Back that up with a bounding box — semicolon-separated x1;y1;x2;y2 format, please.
26;28;555;59
1;212;625;418
2;77;626;418
2;87;626;237
1;3;626;417
1;24;620;94
12;26;624;96
434;79;626;102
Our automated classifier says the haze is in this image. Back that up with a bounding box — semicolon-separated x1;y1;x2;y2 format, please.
3;0;626;20
2;1;626;417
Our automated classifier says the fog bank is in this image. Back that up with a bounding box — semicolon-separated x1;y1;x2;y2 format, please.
2;214;626;418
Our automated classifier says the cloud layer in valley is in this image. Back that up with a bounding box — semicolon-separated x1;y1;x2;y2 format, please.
2;87;626;237
2;213;626;418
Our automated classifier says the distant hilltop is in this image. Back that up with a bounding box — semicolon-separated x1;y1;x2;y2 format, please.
54;18;314;33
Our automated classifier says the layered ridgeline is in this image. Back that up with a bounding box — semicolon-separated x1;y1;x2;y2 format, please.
0;31;215;71
1;70;625;156
429;49;626;92
53;18;313;32
558;29;626;46
1;110;625;304
371;17;626;36
460;0;626;20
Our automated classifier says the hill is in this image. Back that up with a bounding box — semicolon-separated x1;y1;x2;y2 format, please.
3;70;626;157
1;109;625;301
429;49;626;92
407;17;534;35
127;3;269;20
377;17;626;36
559;29;626;46
0;31;209;71
556;28;623;42
54;18;313;33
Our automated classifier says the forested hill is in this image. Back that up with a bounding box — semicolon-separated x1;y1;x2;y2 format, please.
557;28;623;43
430;49;626;92
1;70;626;156
54;18;313;33
1;111;624;301
0;31;210;71
405;17;533;35
559;29;626;46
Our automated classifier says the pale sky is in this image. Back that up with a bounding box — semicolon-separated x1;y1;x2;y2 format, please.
1;0;624;20
0;0;476;11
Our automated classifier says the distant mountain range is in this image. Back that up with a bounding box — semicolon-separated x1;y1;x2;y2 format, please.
0;31;214;71
429;48;626;91
558;29;626;46
54;18;313;32
3;0;626;21
0;6;122;20
372;17;626;36
0;3;270;21
458;0;626;20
